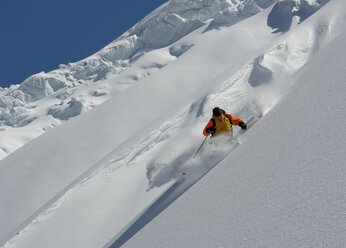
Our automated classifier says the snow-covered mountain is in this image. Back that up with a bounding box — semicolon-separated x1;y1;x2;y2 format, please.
0;0;279;159
0;0;329;160
1;0;345;247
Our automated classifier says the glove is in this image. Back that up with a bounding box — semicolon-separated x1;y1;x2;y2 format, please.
206;126;216;135
239;121;247;130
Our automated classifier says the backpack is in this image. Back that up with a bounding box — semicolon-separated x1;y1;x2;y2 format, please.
209;109;233;135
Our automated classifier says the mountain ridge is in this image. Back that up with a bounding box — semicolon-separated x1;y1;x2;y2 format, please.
0;0;328;160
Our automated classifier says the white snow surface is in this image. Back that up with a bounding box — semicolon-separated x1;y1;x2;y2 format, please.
1;0;346;247
122;17;346;248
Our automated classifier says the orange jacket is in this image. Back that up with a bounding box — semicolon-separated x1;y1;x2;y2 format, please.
203;111;243;137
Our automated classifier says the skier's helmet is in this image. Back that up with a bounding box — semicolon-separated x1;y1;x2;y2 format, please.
213;107;222;117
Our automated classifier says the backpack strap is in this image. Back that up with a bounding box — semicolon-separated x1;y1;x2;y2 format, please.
211;118;216;127
225;114;232;124
208;118;216;136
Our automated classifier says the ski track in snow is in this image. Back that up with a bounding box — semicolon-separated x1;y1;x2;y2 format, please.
104;118;261;248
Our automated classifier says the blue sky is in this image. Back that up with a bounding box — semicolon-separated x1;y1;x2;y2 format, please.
0;0;167;88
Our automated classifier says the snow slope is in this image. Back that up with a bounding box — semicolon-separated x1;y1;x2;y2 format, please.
1;0;345;247
121;18;346;248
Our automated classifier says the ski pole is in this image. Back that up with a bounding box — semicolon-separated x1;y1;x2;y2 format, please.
193;135;209;158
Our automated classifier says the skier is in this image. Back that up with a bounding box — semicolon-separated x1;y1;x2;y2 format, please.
203;107;247;137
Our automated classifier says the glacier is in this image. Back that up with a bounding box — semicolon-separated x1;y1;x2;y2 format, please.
0;0;329;160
